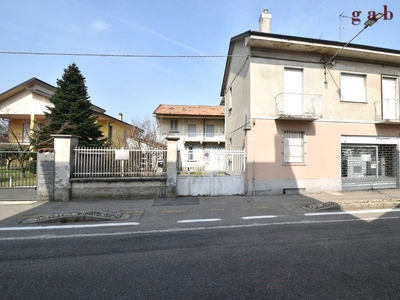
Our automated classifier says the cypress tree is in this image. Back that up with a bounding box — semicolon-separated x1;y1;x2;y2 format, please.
43;63;105;147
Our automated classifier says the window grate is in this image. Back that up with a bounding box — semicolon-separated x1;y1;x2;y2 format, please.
283;131;305;165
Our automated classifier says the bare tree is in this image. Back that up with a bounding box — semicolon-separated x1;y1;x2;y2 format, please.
128;116;166;150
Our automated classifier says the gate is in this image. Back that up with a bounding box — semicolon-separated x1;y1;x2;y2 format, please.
0;151;37;200
177;149;245;196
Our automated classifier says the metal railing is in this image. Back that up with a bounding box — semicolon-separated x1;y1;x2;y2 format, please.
374;99;400;121
73;147;167;178
274;92;323;118
0;151;37;187
178;148;245;175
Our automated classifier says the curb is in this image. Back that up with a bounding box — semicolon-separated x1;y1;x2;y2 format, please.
306;199;400;211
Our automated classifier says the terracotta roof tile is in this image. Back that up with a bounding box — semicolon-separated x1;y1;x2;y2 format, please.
153;104;224;117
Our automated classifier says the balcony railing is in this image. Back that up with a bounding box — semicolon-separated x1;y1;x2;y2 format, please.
375;99;400;123
183;133;225;143
274;92;322;121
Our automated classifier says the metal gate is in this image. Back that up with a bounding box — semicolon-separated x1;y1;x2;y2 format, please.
0;151;37;200
341;144;397;190
177;149;245;196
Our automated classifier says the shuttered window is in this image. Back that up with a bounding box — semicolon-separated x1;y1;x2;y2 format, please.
341;73;367;103
188;124;196;137
283;131;305;164
206;125;214;138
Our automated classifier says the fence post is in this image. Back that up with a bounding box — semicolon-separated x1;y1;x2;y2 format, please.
165;136;179;197
52;135;79;201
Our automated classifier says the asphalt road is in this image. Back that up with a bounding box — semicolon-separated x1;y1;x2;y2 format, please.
1;212;400;300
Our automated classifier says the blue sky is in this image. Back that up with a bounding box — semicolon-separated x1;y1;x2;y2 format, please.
1;0;400;123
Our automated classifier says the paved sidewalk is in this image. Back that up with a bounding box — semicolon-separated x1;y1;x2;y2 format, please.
1;189;400;227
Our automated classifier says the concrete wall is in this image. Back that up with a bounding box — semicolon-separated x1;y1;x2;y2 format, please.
70;178;168;200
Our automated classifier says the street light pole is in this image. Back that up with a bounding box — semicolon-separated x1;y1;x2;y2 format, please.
325;13;384;68
323;13;384;85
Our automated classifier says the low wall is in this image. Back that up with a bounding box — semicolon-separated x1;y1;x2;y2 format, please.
70;177;170;201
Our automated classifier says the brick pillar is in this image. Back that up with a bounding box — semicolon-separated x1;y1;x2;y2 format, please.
165;136;179;197
52;135;79;201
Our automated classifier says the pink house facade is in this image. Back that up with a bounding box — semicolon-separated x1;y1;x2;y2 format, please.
221;11;400;195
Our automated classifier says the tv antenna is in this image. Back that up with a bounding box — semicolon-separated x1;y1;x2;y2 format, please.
339;12;353;41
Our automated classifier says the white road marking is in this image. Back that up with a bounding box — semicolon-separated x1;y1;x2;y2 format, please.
242;215;277;220
305;208;400;217
178;218;221;223
0;222;140;231
1;216;400;241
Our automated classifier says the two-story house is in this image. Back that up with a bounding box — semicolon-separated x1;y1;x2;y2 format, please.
153;104;225;170
221;11;400;195
0;77;137;148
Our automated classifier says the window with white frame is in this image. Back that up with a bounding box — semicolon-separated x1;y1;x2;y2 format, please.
187;146;195;161
188;124;196;137
283;130;305;164
340;73;367;103
206;124;214;138
170;119;178;132
22;122;30;143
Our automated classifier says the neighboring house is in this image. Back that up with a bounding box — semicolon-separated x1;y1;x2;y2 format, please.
153;104;225;151
221;11;400;195
0;77;137;148
153;104;225;170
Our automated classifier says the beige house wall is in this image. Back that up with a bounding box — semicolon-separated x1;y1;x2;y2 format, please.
224;41;251;149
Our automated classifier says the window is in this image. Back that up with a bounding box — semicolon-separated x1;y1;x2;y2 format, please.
188;146;195;161
382;76;399;120
170;119;178;132
283;131;305;164
188;124;196;137
284;68;304;115
22;122;30;143
341;73;367;103
206;124;214;138
108;124;113;145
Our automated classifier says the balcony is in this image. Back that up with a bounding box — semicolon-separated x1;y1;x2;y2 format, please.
375;99;400;124
183;133;225;144
274;92;323;121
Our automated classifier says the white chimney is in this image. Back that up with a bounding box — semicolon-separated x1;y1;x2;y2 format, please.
259;9;272;33
118;113;123;121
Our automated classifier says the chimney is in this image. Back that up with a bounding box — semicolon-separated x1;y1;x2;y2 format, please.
259;9;272;33
118;113;123;121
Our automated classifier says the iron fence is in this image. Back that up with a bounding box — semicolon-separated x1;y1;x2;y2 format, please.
73;147;167;178
0;151;37;187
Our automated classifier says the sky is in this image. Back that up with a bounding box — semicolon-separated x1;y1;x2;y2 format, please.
1;0;400;123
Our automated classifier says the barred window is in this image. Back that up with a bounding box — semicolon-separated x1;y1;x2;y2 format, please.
283;131;305;164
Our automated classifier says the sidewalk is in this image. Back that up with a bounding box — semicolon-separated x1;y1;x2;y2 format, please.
1;189;400;227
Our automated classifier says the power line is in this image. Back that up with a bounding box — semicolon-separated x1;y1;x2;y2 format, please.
0;51;247;58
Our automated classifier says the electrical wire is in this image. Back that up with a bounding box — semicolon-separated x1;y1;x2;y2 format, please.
0;51;248;58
